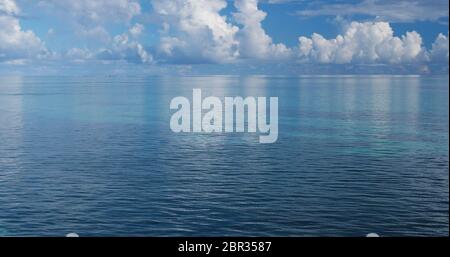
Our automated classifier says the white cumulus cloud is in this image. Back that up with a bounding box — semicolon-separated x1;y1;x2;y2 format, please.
0;0;47;62
297;21;427;64
430;32;449;63
233;0;292;60
152;0;239;63
0;0;19;14
96;31;153;64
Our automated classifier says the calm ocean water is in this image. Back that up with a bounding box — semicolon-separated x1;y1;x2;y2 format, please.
0;75;448;236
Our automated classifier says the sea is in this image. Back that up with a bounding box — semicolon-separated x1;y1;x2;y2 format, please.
0;75;448;236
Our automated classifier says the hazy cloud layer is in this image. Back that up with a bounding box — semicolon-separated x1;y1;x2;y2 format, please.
295;0;449;23
39;0;141;24
37;0;151;64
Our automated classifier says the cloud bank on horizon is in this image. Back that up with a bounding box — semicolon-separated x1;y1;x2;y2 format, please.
0;0;448;74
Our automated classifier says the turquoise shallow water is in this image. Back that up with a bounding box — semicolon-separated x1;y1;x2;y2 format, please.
0;75;448;236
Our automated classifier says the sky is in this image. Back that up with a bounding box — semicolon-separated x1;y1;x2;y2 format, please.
0;0;449;75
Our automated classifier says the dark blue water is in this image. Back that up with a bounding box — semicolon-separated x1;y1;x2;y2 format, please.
0;75;448;236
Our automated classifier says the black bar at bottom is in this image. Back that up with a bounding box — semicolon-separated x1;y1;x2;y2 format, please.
0;237;448;256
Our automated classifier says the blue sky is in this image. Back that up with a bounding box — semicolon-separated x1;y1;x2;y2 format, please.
0;0;448;75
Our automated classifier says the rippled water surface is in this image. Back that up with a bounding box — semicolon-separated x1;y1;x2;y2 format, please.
0;76;448;236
